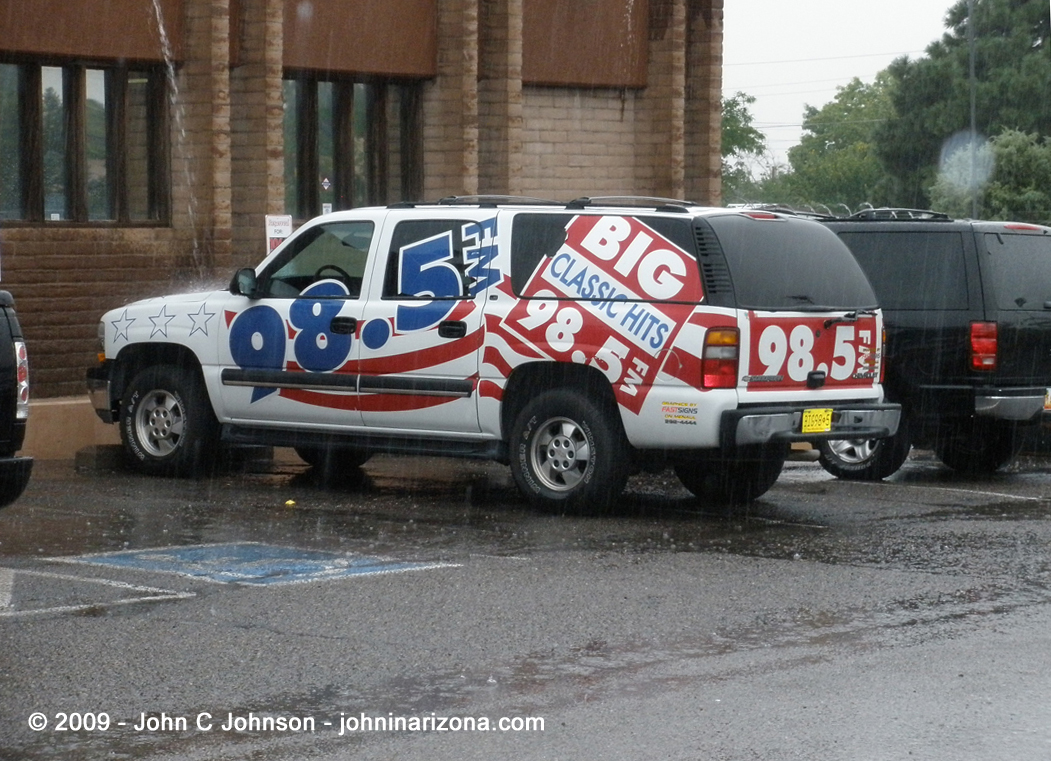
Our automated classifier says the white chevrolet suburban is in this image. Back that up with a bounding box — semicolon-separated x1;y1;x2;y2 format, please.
87;197;900;510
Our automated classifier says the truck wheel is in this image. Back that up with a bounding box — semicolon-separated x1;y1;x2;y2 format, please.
121;365;219;477
817;423;912;481
935;421;1021;474
674;445;787;508
510;388;630;512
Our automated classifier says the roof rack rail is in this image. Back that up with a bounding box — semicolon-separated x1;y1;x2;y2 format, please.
847;208;951;221
435;195;561;207
728;203;836;220
565;196;696;213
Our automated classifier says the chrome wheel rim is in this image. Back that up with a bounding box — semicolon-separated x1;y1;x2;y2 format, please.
134;388;185;457
529;416;590;492
827;438;877;465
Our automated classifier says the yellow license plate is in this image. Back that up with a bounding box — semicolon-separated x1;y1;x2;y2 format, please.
802;408;833;434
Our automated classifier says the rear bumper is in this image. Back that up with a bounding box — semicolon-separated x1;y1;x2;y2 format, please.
974;388;1046;422
723;403;901;447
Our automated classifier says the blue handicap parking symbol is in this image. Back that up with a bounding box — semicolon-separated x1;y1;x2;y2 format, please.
59;542;456;586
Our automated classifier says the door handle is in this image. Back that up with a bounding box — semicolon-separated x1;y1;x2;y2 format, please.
330;316;357;335
438;320;467;339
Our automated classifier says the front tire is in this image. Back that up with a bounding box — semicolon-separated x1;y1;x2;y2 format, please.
510;388;630;511
817;422;912;481
120;365;220;476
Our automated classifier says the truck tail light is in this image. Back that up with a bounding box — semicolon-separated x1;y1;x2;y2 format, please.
702;328;739;389
14;340;29;419
970;321;997;371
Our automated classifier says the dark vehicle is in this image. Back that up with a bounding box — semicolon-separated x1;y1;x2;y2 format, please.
0;290;32;506
817;209;1051;478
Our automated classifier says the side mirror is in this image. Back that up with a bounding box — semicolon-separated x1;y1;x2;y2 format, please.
230;268;260;299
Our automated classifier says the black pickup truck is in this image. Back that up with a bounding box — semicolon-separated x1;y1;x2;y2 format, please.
0;290;31;507
816;210;1051;478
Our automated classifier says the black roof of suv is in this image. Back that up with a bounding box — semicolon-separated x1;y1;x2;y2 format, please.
810;209;1051;478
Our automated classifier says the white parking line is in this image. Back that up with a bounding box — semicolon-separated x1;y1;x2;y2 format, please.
0;568;194;619
0;567;13;609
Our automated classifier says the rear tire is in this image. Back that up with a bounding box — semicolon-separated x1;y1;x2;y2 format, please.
935;421;1021;474
674;444;787;508
510;388;630;512
120;365;219;477
817;421;912;480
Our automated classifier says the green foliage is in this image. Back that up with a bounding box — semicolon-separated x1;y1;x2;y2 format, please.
720;92;767;202
784;75;897;211
877;0;1051;208
930;129;1051;223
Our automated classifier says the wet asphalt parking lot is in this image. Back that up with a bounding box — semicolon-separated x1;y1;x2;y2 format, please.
3;447;1051;760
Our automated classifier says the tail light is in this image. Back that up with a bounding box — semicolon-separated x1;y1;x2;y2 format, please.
970;321;997;371
14;340;29;419
702;328;739;388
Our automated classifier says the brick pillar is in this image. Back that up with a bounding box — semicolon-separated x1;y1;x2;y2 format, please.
177;0;233;278
479;0;523;196
207;0;233;274
686;0;723;205
229;0;286;268
424;0;479;198
641;0;687;200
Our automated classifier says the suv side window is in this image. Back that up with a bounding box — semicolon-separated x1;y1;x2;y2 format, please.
262;221;375;298
509;213;697;297
837;231;968;311
985;233;1051;311
384;220;474;300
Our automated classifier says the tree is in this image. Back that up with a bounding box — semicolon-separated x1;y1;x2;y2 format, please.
720;92;766;203
784;74;897;211
877;0;1051;208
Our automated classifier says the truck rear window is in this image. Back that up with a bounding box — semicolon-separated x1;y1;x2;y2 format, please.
836;231;969;311
708;215;877;310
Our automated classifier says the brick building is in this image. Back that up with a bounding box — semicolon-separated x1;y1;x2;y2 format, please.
0;0;723;411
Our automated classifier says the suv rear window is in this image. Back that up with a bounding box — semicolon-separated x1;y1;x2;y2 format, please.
709;215;877;310
985;233;1051;311
836;231;969;311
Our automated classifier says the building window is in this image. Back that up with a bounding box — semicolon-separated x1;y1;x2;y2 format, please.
0;61;168;224
283;74;423;220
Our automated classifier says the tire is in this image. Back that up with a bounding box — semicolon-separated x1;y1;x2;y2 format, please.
120;365;220;477
934;421;1021;474
674;444;787;508
817;422;912;481
510;388;630;511
294;445;370;470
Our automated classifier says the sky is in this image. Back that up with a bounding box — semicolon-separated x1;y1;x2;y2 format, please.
721;0;958;166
